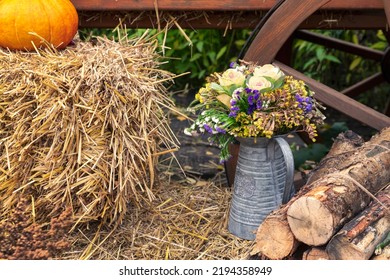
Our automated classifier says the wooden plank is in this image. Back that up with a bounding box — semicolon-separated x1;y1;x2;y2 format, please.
274;62;390;130
71;0;277;11
243;0;331;65
77;11;265;29
77;10;387;30
71;0;384;11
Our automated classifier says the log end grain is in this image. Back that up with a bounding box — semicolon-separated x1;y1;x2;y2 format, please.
251;217;298;259
287;195;334;246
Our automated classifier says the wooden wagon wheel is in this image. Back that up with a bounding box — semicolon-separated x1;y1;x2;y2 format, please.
242;0;390;131
225;0;390;187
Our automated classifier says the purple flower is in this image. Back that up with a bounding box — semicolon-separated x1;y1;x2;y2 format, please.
232;89;242;100
305;103;313;113
203;124;213;134
256;99;263;110
295;94;304;103
229;62;237;68
215;126;226;134
245;88;252;93
247;104;256;115
230;99;237;106
296;94;313;113
248;95;255;105
229;106;240;117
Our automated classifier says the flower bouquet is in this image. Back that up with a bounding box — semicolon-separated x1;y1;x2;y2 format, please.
185;61;326;162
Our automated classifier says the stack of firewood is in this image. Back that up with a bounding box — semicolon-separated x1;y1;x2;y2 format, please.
251;127;390;260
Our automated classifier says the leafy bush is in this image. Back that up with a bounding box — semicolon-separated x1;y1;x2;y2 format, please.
292;30;389;112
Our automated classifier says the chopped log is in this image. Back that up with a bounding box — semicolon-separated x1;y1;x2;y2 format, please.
250;186;307;260
251;130;364;259
302;247;330;260
326;186;390;259
287;127;390;246
306;130;364;184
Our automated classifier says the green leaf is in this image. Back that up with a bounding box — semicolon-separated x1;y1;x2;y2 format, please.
202;56;210;67
273;76;285;89
370;41;387;50
349;57;362;71
210;82;225;92
197;69;206;79
352;33;359;45
189;53;202;62
376;30;386;42
216;46;227;60
208;51;217;63
324;54;341;64
303;57;317;71
316;48;326;62
196;41;204;52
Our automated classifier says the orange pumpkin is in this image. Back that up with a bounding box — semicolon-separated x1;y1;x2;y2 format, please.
0;0;78;50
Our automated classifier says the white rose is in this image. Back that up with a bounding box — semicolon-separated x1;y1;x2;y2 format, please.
247;76;272;91
218;69;246;87
253;64;284;81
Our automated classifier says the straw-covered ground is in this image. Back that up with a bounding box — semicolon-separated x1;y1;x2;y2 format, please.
0;31;255;260
63;172;255;260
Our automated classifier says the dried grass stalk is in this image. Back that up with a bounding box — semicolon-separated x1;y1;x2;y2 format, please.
0;33;179;226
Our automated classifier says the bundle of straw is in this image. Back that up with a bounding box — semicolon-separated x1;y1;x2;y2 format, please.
0;33;179;226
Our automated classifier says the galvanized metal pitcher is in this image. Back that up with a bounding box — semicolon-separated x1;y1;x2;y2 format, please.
228;136;295;240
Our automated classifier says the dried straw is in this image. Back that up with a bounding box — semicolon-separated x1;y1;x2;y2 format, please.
62;175;254;260
0;33;180;226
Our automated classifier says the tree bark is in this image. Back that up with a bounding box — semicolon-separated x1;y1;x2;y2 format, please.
326;186;390;259
305;130;364;184
251;130;364;259
287;127;390;246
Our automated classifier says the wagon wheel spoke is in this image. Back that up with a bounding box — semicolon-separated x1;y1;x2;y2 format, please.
341;73;385;98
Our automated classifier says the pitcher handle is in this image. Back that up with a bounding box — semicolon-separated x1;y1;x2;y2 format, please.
274;137;295;204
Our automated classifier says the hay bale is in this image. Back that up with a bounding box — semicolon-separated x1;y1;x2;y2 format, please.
0;34;179;226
